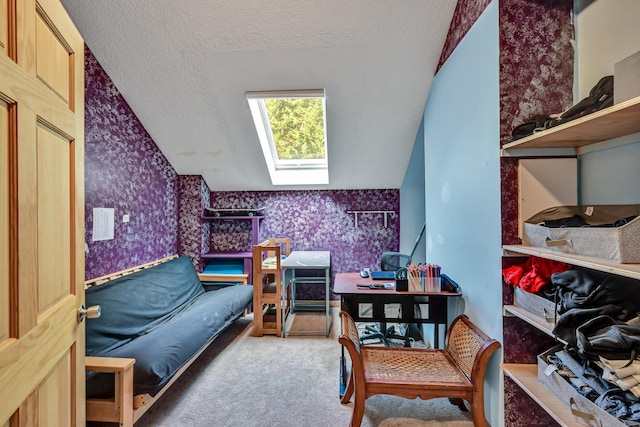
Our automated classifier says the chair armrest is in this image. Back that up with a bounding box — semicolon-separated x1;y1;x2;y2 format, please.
86;356;135;373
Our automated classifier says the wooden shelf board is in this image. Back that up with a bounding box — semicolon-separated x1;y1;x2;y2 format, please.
502;95;640;151
503;245;640;280
502;364;581;427
503;305;561;340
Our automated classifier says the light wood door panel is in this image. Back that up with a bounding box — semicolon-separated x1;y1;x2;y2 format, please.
37;124;71;313
0;0;84;425
0;99;9;344
0;0;7;56
39;347;72;426
36;12;71;105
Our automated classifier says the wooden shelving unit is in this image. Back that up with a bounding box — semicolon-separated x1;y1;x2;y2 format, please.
501;94;640;425
200;214;264;282
252;241;291;337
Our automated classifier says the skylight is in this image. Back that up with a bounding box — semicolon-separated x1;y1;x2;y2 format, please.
246;89;328;186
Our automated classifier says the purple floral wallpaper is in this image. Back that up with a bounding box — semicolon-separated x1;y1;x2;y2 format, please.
504;377;561;427
436;0;491;73
496;1;574;425
204;190;400;300
84;44;400;291
177;175;210;271
84;46;179;280
499;0;574;245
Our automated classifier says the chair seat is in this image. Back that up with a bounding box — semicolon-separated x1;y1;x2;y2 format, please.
363;347;471;388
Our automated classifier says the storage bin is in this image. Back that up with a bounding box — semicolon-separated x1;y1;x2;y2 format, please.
614;50;640;104
538;345;626;427
522;205;640;263
513;287;556;324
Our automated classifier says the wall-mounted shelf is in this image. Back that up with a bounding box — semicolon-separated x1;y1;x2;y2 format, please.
200;214;264;282
501;91;640;425
347;210;396;228
501;95;640;156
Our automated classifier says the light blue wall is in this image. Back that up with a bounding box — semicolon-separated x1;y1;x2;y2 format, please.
422;2;502;425
580;142;640;204
400;120;426;264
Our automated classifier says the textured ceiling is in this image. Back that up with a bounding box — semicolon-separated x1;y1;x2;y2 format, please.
60;0;456;191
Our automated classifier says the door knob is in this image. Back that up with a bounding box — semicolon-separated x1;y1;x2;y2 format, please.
78;305;101;323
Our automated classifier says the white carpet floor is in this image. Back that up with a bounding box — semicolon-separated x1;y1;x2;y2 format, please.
126;308;474;427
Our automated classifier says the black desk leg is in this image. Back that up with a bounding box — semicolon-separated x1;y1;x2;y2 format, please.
339;350;347;398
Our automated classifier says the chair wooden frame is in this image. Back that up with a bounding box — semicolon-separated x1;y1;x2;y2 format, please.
339;311;500;427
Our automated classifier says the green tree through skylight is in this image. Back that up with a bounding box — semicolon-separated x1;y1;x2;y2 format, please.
265;98;326;160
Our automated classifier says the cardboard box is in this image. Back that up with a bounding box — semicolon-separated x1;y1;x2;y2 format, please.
538;346;626;427
614;50;640;104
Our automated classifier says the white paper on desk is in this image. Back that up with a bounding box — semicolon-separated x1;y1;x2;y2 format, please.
92;208;114;241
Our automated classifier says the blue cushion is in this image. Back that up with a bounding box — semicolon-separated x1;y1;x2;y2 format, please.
85;256;205;356
86;284;253;397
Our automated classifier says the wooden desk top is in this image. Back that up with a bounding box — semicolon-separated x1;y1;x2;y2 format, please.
333;272;461;296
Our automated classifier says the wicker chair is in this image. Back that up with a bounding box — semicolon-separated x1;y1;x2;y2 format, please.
338;311;500;427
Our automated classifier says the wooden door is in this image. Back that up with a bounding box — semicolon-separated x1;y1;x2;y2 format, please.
0;0;85;425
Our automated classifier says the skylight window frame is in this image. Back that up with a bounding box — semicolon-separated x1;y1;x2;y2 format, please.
246;89;328;186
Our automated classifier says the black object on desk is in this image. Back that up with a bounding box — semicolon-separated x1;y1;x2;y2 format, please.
395;278;408;291
357;282;394;290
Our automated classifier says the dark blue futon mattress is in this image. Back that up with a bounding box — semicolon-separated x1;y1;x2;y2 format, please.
85;256;253;398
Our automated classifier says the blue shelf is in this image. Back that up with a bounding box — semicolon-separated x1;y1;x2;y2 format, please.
201;252;252;259
202;258;245;275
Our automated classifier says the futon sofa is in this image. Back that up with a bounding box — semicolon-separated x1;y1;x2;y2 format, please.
84;255;253;426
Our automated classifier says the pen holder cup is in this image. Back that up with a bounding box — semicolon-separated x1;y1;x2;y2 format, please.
395;279;408;292
408;276;423;292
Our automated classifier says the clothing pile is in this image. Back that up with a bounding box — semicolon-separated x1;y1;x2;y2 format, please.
503;264;640;425
510;75;614;141
601;355;640;398
545;348;640;425
551;269;640;346
541;213;638;228
502;256;571;293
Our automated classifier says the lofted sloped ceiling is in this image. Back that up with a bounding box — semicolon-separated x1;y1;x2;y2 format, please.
60;1;456;191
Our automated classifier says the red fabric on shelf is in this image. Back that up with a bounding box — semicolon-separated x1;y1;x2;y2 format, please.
502;262;527;287
502;256;571;293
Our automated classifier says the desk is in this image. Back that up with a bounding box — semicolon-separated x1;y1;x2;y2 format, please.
334;272;461;396
333;272;461;347
281;251;331;337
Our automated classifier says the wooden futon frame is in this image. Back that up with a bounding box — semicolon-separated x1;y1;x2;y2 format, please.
84;255;248;426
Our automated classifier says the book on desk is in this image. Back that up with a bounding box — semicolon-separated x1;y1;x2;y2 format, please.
369;271;396;280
